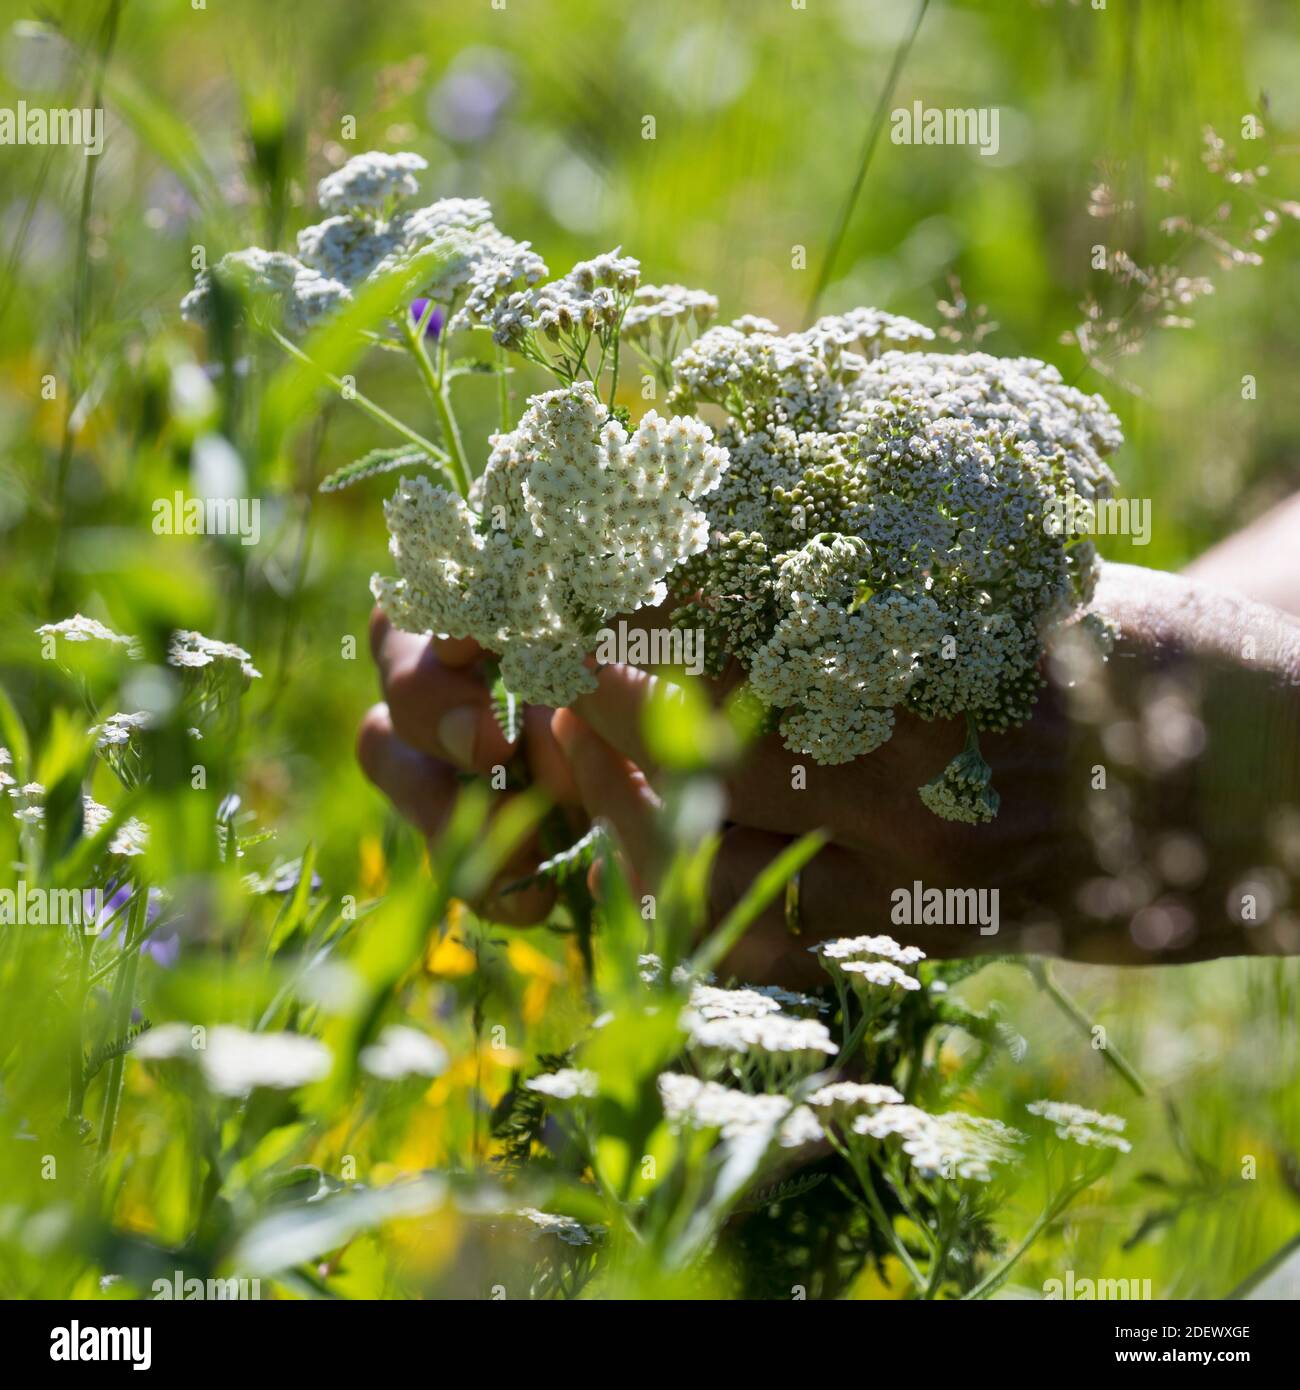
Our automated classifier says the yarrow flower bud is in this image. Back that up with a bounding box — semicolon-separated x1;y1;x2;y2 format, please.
918;723;1000;824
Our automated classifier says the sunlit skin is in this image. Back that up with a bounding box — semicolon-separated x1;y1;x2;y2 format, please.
360;546;1300;988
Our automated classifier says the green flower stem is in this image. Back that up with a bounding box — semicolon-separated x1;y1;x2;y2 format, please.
804;0;930;323
607;333;622;410
828;1129;925;1289
66;932;94;1123
268;327;447;464
495;344;512;432
962;1170;1094;1300
1030;958;1208;1177
96;878;148;1161
402;318;471;496
1028;959;1147;1096
922;1208;954;1299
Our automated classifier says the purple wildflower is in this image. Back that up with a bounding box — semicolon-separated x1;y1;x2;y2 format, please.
410;299;444;340
429;50;515;144
85;882;179;968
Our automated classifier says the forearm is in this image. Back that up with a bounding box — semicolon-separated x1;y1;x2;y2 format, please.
1182;492;1300;621
1052;564;1300;962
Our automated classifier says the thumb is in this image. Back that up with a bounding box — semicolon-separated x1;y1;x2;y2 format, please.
550;709;665;890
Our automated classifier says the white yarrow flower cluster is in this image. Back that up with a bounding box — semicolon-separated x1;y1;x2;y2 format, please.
854;1104;1023;1182
136;1023;331;1097
685;985;783;1020
805;1081;905;1114
168;630;262;682
658;1073;823;1150
841;959;923;992
182;152;547;340
1027;1099;1132;1153
621;282;719;343
317;151;429;214
8;780;45;826
90;711;153;750
815;934;925;991
817;934;927;966
524;1067;598;1100
490;248;640;349
359;1025;449;1081
668;314;1123;815
181;247;350;335
83;795;150;857
373;383;727;706
36;614;140;655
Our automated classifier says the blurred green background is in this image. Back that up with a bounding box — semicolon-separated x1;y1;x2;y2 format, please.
1;0;1298;1297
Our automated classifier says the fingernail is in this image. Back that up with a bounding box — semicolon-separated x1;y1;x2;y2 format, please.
437;707;479;768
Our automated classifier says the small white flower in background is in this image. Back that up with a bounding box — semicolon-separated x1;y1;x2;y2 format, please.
854;1104;1023;1182
686;985;783;1021
9;781;45;825
91;711;154;750
840;959;922;993
805;1081;905;1113
133;1022;190;1058
637;952;712;986
36;613;140;655
523;1067;597;1100
658;1073;822;1150
135;1023;331;1097
82;795;150;857
317;151;428;215
0;747;14;790
682;1012;838;1057
359;1025;449;1081
516;1208;593;1246
816;934;927;966
167;630;261;682
1027;1099;1132;1153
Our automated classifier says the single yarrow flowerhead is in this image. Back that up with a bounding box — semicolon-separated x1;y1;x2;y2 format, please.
853;1104;1023;1182
524;1067;598;1100
168;630;262;683
182;152;547;341
181;247;351;335
657;1073;823;1150
372;383;728;707
815;934;927;966
83;795;150;857
621;282;720;348
316;151;429;215
1026;1099;1132;1153
36;614;141;656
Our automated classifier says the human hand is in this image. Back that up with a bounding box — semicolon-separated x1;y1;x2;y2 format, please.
356;608;582;925
553;563;1300;982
